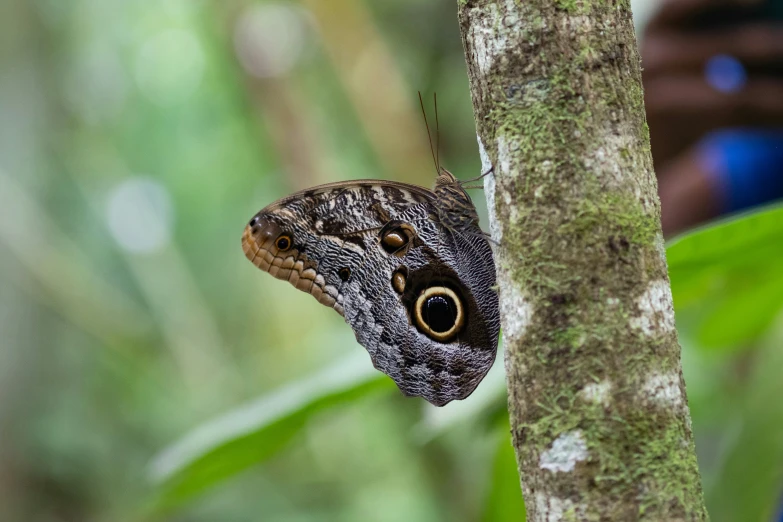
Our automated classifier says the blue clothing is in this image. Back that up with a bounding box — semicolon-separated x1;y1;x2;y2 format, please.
697;129;783;214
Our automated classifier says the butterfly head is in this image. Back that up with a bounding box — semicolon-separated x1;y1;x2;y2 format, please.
434;167;458;187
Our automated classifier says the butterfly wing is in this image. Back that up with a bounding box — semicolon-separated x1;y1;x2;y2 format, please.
242;181;499;406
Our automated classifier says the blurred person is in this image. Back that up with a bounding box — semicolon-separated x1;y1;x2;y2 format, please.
641;0;783;237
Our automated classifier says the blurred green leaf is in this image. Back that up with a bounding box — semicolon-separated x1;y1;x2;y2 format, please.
0;169;152;342
704;328;783;522
668;204;783;350
696;269;783;347
482;425;526;522
148;353;393;511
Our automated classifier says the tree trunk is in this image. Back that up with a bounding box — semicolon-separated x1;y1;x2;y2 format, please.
457;1;708;520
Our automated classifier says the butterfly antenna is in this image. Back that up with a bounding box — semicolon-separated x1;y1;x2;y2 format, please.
434;92;441;173
418;91;439;176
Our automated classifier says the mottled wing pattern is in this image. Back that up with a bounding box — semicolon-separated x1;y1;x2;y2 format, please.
371;210;499;406
242;181;432;314
242;180;499;406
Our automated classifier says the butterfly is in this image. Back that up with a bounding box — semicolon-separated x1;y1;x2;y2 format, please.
242;96;499;406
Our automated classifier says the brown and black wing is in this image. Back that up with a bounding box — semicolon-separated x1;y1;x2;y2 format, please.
242;181;434;314
242;180;499;406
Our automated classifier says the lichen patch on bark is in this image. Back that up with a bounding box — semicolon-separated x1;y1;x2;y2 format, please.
641;372;684;409
483;170;502;243
583;121;641;196
498;281;533;345
579;379;612;406
539;430;588;473
534;492;585;522
466;0;517;77
654;232;667;264
478;134;492;173
631;279;676;336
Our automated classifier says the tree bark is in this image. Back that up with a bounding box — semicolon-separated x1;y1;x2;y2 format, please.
457;1;708;520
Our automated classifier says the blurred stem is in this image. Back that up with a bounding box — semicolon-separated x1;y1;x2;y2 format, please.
242;78;329;190
0;170;152;344
706;332;783;522
303;0;433;184
458;0;707;520
215;0;432;188
211;0;328;190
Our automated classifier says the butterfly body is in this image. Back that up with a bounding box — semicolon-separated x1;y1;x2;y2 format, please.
242;170;499;406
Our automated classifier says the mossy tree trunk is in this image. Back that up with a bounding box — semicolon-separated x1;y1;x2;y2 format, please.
457;0;708;519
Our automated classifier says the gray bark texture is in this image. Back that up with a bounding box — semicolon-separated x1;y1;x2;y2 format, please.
457;0;709;520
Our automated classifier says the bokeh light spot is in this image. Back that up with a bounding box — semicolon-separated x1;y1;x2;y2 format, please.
705;54;747;94
135;29;205;105
64;46;128;124
234;3;312;79
107;177;174;254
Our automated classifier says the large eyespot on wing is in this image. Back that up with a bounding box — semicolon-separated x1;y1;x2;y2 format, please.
373;262;499;406
399;266;478;345
413;286;465;342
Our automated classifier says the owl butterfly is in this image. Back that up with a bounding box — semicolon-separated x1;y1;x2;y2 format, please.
242;96;499;406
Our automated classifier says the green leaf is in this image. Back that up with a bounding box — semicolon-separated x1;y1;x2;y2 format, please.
147;353;393;511
667;203;783;271
704;332;783;522
696;269;783;347
667;203;783;349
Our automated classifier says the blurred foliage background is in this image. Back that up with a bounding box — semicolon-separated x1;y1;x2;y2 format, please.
1;0;782;521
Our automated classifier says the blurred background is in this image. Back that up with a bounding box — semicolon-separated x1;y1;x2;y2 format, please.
1;0;782;521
